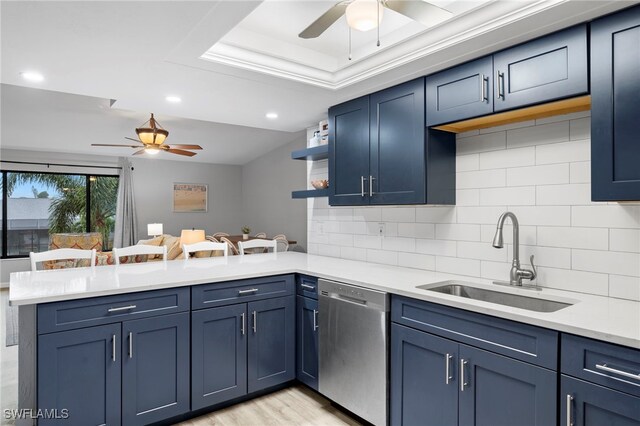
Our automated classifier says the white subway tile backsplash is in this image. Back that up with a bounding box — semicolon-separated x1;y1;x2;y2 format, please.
308;115;640;301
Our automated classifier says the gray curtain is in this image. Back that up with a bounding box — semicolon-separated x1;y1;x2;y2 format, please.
114;157;138;248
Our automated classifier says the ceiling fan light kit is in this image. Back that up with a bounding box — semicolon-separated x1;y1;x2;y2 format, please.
135;113;169;145
346;0;383;32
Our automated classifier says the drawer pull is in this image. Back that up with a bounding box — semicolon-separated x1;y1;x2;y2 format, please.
128;332;133;359
238;288;259;295
301;283;316;291
595;363;640;381
108;304;137;312
241;312;246;336
112;334;116;362
313;309;319;331
252;311;257;333
445;353;453;385
460;359;468;391
566;394;573;426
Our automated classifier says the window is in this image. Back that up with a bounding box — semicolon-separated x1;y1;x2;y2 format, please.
0;171;119;258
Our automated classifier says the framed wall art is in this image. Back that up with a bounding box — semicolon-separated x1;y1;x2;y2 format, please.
173;183;208;213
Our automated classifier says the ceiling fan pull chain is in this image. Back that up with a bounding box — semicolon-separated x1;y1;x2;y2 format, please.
348;27;352;61
377;0;381;47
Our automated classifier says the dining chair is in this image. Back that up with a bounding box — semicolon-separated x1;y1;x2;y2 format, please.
112;245;167;265
219;236;240;255
238;239;277;255
30;248;97;271
212;232;230;239
273;235;289;252
254;232;267;238
183;241;228;258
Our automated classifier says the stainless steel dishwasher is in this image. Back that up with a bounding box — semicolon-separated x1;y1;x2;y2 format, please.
318;279;389;426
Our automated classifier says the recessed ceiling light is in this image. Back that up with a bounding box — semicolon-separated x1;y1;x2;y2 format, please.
20;71;44;82
165;96;181;103
266;112;278;119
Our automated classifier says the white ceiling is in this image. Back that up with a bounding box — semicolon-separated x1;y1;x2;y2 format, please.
0;1;636;163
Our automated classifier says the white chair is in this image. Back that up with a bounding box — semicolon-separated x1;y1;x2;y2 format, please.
254;232;267;238
219;236;239;256
30;248;97;271
238;239;277;255
183;241;228;258
212;232;229;239
112;245;167;265
273;236;289;252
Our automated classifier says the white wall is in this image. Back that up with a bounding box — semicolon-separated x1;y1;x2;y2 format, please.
307;111;640;302
241;132;307;250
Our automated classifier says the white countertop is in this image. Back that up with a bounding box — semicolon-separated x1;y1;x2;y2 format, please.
9;252;640;349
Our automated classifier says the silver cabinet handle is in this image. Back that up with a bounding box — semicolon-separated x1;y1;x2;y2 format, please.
128;332;133;359
361;176;366;197
301;283;316;291
445;353;453;385
108;304;136;312
252;310;257;333
313;309;319;331
241;312;245;335
566;394;573;426
595;363;640;381
496;71;505;99
460;359;468;391
112;334;116;362
238;288;258;295
480;74;489;102
369;176;375;197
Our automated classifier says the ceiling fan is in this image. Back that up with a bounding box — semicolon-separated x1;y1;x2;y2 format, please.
92;113;203;157
298;0;453;39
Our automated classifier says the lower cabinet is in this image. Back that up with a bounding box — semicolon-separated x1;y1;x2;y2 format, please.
296;295;319;390
391;323;557;426
191;295;295;410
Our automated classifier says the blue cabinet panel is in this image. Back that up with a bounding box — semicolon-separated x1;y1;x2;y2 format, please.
296;296;319;390
296;274;318;300
561;375;640;426
329;96;371;206
426;56;494;126
591;5;640;200
370;78;427;204
192;275;294;309
247;296;296;393
458;344;556;426
191;304;247;410
122;312;190;425
38;323;121;426
390;323;458;426
493;25;588;111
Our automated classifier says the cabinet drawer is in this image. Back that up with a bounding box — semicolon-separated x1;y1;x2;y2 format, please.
391;295;558;369
561;334;640;397
296;275;318;299
192;275;295;309
38;288;190;334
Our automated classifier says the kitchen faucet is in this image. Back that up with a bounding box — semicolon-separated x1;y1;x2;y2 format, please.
492;212;537;286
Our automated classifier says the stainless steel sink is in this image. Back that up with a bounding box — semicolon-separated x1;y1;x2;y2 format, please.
417;281;573;313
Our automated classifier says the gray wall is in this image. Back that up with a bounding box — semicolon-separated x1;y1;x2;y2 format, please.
241;133;307;250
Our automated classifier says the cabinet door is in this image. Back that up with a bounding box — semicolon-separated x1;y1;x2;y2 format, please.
561;375;640;426
191;304;247;410
370;78;426;204
426;56;494;126
122;312;189;425
38;324;121;426
591;6;640;201
458;345;556;426
296;296;319;390
493;24;588;112
329;95;370;206
247;296;295;393
390;324;458;426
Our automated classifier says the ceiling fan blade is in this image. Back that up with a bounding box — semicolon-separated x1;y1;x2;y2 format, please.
299;1;350;39
383;0;453;27
166;149;197;157
132;149;146;155
166;144;202;150
92;144;141;148
125;137;144;144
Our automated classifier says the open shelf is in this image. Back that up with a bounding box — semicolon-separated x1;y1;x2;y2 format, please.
291;145;328;161
291;188;329;199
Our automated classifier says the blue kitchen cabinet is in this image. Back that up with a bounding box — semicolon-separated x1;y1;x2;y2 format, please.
561;376;640;426
191;303;247;410
390;323;459;426
296;295;319;390
122;312;190;425
591;5;640;201
329;95;370;206
426;56;494;126
38;323;122;426
247;296;296;393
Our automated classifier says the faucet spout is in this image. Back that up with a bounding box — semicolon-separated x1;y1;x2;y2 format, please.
492;211;534;286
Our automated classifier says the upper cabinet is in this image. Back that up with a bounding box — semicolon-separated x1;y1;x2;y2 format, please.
426;24;588;126
329;78;456;206
591;5;640;201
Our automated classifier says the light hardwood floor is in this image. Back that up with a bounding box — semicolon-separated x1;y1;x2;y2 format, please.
0;289;360;426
